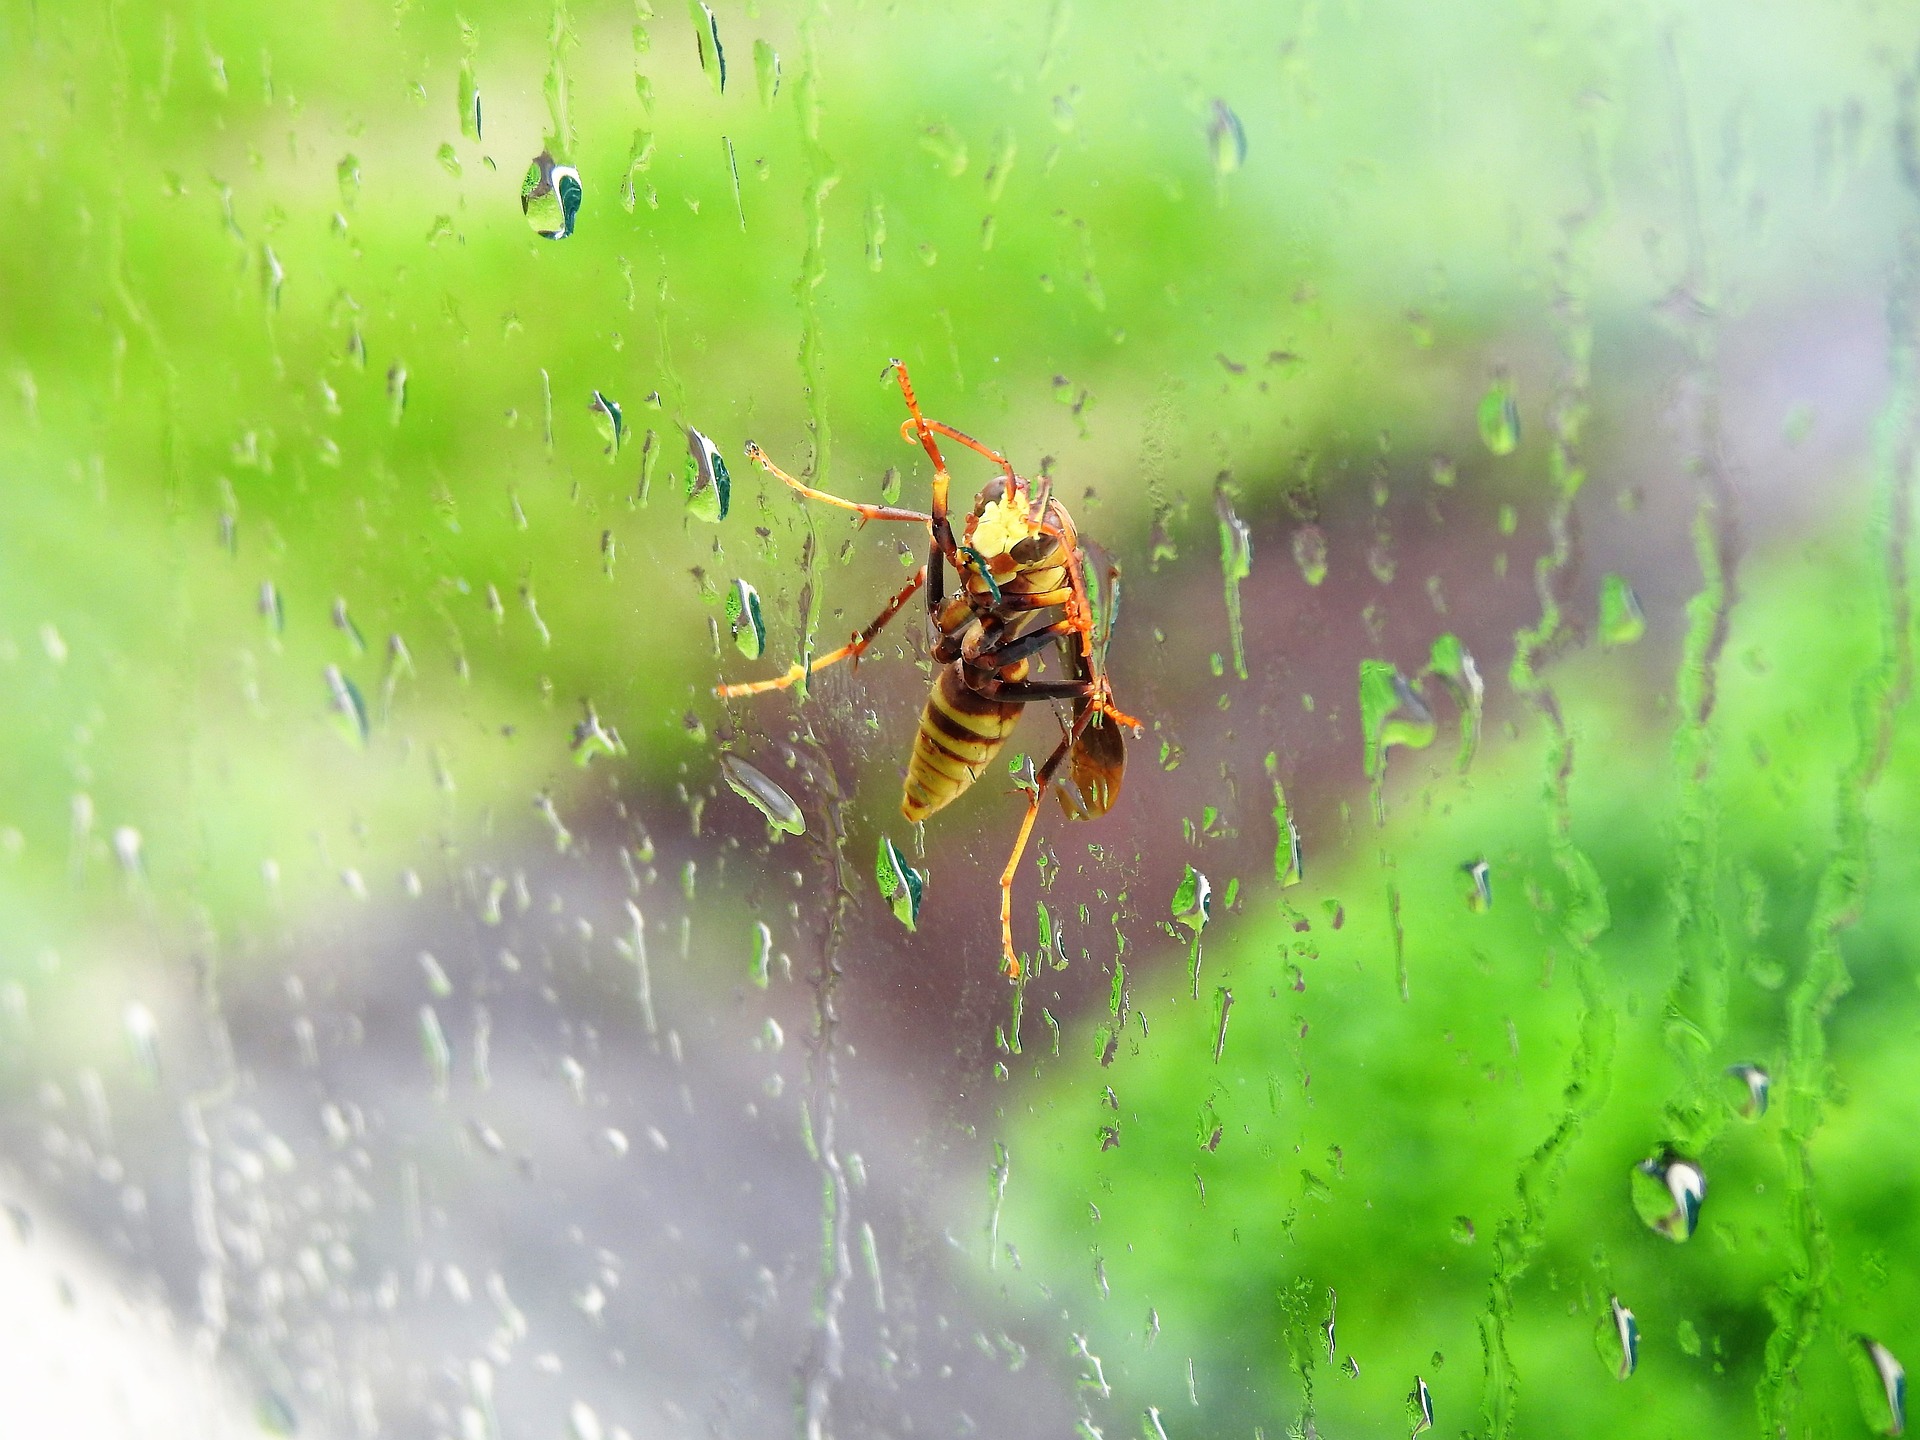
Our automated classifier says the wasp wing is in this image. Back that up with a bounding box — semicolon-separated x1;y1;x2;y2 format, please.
1054;704;1126;820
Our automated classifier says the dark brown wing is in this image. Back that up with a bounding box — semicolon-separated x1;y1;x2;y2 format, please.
1054;705;1125;820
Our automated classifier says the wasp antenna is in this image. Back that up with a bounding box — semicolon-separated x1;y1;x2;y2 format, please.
1029;475;1054;521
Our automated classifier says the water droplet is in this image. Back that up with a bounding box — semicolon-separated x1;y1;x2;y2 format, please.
589;390;624;457
753;39;780;107
1425;633;1483;771
256;1391;299;1436
1216;488;1252;681
418;951;453;997
1268;766;1303;888
571;701;626;767
458;60;481;141
1477;377;1519;455
336;154;361;209
719;753;804;836
1462;858;1492;912
1407;1375;1434;1436
723;134;746;231
1599;573;1646;647
1851;1336;1907;1437
1206;99;1246;177
684;425;731;521
1727;1062;1770;1118
621;130;656;213
919;121;969;177
419;1004;452;1100
1172;865;1211;997
1171;865;1211;932
326;665;370;746
113;826;143;879
876;836;926;930
864;198;886;271
1596;1295;1638;1379
258;580;285;633
123;1002;159;1084
331;597;366;653
1359;660;1437;785
690;1;726;93
568;1399;605;1440
1211;986;1233;1063
436;141;461;178
726;579;766;659
1449;1215;1475;1244
982;127;1018;207
1631;1150;1705;1241
521;151;582;239
1291;524;1328;586
750;920;773;988
386;362;407;426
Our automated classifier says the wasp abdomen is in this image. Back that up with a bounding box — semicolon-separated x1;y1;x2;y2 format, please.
901;661;1025;822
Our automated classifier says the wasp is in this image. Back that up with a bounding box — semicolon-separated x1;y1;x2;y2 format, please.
714;359;1141;978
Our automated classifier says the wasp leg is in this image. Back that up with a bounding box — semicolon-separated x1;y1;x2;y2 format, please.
1037;515;1144;734
895;417;1016;478
887;359;973;625
997;716;1090;979
743;440;931;526
969;674;1091;703
714;566;927;698
964;617;1081;672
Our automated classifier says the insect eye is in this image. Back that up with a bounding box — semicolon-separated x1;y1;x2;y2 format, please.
1010;534;1049;564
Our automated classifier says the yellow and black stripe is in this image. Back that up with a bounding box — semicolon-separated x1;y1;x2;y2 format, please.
901;658;1027;822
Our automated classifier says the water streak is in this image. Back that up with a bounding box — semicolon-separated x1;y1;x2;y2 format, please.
1477;106;1615;1439
1758;54;1920;1434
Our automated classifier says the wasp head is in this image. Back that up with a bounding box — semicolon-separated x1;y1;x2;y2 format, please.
967;483;1042;558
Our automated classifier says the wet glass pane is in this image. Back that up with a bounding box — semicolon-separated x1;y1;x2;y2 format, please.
3;1;1917;1437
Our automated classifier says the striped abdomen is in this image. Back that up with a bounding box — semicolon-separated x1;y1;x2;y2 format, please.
901;660;1025;823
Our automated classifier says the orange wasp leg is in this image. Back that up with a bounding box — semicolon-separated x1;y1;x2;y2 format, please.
888;358;973;622
743;440;932;526
713;565;928;699
997;715;1091;979
896;416;1017;478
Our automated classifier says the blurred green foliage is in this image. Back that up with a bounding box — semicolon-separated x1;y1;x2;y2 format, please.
1006;532;1920;1435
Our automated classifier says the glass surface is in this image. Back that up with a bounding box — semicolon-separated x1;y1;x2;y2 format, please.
2;1;1916;1436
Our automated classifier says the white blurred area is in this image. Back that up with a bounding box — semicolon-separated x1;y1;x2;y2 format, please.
0;1181;313;1440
